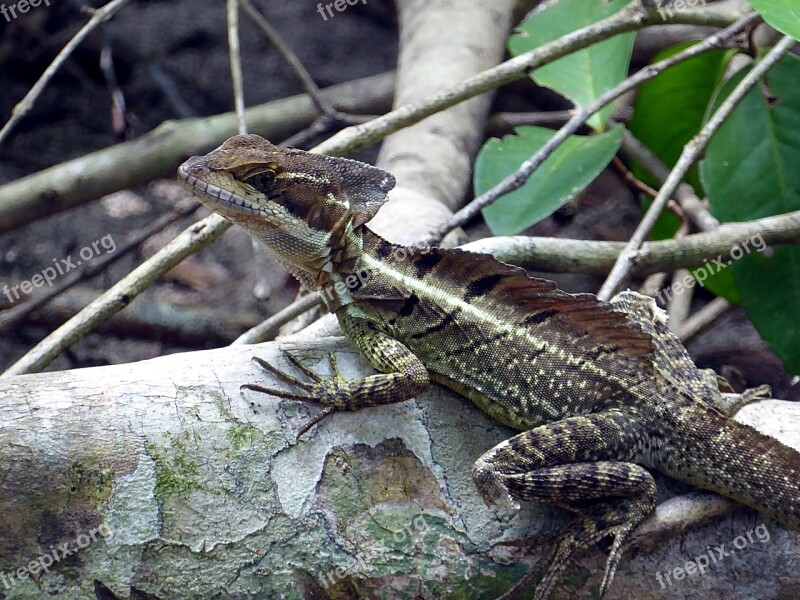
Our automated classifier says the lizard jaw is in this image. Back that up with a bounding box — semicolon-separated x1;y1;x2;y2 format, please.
178;162;257;219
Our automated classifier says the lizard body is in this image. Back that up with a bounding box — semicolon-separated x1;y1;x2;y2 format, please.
179;134;800;599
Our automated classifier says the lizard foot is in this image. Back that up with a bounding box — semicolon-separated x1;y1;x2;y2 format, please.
521;504;645;600
715;383;773;417
242;351;345;437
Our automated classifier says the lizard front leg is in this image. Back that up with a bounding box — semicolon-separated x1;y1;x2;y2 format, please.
473;408;657;600
242;311;429;436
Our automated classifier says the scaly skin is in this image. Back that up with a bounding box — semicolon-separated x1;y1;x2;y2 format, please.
179;134;800;599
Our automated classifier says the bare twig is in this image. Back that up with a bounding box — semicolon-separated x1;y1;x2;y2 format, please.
316;2;743;158
227;0;247;135
461;209;800;276
640;272;669;297
487;110;576;133
598;35;797;300
424;11;757;245
241;0;372;147
27;285;263;346
241;0;326;112
99;42;127;136
613;156;659;202
675;297;731;341
668;268;694;327
0;0;134;146
664;220;691;328
620;129;719;231
146;60;197;119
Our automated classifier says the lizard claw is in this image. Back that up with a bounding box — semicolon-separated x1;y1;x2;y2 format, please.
242;352;344;437
295;405;336;438
472;457;520;511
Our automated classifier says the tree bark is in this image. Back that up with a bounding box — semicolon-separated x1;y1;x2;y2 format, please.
0;340;798;598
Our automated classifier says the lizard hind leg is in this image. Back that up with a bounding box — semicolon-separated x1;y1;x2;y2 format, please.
472;410;657;600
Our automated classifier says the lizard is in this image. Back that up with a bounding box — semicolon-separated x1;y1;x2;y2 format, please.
178;133;800;600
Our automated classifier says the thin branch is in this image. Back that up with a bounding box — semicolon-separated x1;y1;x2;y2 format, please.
240;0;373;147
612;156;659;201
675;297;731;341
664;220;691;328
146;60;197;119
0;0;134;146
99;42;127;136
424;11;758;245
461;209;800;276
227;0;247;135
639;271;669;298
240;0;332;119
316;2;743;158
620;129;719;231
487;110;576;133
668;268;693;327
597;35;797;300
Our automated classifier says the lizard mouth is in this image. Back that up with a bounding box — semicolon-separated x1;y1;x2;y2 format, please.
178;161;260;218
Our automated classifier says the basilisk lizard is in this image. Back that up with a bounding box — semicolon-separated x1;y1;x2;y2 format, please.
179;134;800;599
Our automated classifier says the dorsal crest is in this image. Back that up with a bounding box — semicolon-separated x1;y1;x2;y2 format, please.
313;154;396;227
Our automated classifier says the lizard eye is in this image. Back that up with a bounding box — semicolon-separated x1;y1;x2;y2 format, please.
246;171;276;193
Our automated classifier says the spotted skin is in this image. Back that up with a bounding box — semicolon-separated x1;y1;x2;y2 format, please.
179;135;800;600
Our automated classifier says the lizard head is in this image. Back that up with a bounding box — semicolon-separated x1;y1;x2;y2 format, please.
178;134;395;284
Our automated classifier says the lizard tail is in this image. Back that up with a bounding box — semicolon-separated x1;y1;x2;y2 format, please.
662;402;800;531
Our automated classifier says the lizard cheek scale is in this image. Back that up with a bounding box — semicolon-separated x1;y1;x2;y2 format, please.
179;134;800;600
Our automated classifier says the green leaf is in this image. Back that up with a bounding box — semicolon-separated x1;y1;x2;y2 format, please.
700;53;800;373
476;125;623;236
629;44;739;300
748;0;800;41
508;0;634;131
629;43;730;191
